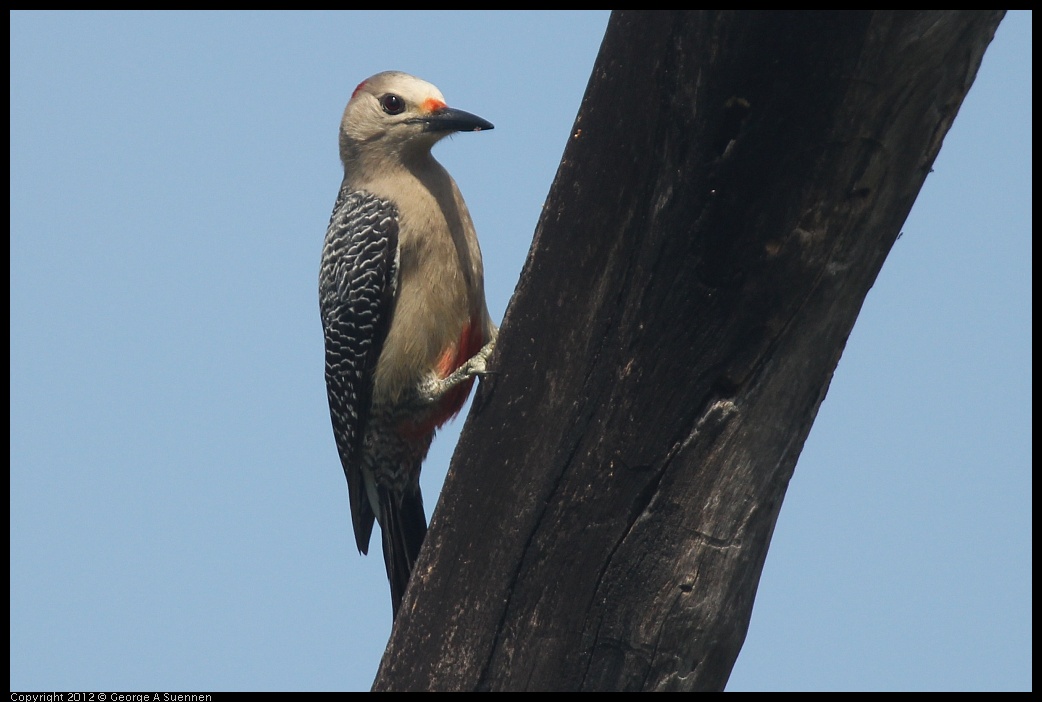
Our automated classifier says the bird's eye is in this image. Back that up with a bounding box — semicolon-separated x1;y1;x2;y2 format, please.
380;94;406;115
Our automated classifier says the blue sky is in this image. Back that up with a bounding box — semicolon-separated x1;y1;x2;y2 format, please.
10;11;1031;692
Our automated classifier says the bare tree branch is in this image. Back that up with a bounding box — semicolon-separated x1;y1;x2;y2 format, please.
374;10;1005;691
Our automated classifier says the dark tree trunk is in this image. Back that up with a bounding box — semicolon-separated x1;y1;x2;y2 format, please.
374;10;1005;691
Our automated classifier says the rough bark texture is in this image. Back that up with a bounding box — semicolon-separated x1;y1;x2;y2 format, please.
373;10;1004;691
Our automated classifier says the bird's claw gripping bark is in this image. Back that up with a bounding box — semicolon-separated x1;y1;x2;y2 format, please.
416;338;496;406
465;339;496;377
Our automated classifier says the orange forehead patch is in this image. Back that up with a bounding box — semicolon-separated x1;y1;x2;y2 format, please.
421;97;447;114
351;80;368;100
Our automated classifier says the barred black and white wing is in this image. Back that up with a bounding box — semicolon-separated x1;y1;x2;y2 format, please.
319;187;399;555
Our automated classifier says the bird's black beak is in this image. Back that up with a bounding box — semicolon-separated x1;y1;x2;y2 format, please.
421;107;494;134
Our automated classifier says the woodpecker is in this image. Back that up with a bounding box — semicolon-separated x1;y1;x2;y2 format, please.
319;71;496;616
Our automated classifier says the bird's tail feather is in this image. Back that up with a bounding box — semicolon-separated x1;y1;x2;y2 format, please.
379;485;428;617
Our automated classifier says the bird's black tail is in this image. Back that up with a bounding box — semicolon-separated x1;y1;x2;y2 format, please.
379;485;428;617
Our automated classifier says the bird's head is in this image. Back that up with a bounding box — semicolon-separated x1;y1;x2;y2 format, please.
339;71;493;168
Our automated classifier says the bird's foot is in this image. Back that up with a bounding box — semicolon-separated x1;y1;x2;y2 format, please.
416;339;497;405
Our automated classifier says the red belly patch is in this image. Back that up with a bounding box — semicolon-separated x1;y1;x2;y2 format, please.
401;318;485;439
